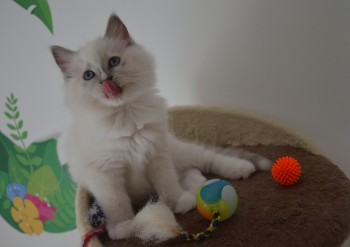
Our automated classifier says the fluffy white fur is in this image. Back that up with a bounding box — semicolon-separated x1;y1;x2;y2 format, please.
51;14;271;242
111;200;182;243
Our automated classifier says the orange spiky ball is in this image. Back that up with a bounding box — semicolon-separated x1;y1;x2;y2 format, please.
271;156;301;186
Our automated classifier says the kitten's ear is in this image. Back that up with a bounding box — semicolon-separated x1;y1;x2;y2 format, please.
105;14;133;45
51;46;76;77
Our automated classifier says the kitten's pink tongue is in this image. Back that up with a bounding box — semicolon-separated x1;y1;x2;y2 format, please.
102;80;121;99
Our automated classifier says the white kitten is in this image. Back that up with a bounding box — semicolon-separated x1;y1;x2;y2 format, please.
51;14;271;241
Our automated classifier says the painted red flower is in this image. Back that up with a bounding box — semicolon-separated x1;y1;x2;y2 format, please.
25;194;57;222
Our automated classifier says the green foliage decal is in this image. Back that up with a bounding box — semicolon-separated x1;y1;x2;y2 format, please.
13;0;54;34
0;93;76;235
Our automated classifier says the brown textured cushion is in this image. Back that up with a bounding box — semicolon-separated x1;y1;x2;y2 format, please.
98;145;350;247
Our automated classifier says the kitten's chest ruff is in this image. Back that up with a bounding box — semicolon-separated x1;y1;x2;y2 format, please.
80;112;164;169
106;110;144;139
69;100;167;173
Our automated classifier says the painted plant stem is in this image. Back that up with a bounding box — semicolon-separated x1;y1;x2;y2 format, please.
4;93;33;173
13;117;33;174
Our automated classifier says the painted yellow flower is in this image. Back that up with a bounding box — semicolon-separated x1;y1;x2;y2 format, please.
11;197;43;236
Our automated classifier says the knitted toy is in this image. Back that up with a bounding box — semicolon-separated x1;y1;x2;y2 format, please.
271;156;302;186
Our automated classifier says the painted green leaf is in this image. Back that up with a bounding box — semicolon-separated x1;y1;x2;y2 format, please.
4;112;13;119
21;138;59;176
0;132;30;184
23;138;76;188
6;124;17;131
7;94;17;105
0;134;9;173
20;168;31;180
8;156;31;185
10;134;20;141
27;165;60;199
13;0;54;34
5;103;14;112
45;175;76;233
17;120;23;130
7;124;17;130
26;144;36;153
7;95;15;104
13;111;19;119
3;200;11;209
21;131;28;140
16;154;30;166
32;138;65;179
31;157;42;166
14;145;25;154
0;172;8;200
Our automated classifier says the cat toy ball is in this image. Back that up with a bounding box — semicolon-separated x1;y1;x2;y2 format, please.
180;179;238;241
196;179;238;221
271;156;302;186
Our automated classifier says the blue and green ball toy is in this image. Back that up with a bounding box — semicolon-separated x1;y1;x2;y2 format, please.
196;179;238;222
180;179;238;241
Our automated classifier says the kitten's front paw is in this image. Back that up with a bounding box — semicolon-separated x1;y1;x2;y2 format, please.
174;192;196;214
107;220;133;240
227;160;257;179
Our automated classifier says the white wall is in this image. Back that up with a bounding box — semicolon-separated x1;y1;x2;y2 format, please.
0;0;349;246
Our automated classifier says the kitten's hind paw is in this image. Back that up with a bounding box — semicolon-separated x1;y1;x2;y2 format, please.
174;192;196;214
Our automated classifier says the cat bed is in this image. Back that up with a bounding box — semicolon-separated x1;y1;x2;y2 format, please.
75;106;350;247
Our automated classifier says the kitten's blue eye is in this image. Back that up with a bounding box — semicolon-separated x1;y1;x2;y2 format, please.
83;70;95;80
109;56;121;67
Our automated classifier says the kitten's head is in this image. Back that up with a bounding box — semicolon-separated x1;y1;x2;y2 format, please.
51;14;155;108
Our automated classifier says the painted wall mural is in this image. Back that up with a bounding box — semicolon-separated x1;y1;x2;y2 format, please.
0;1;78;237
13;0;54;34
0;94;77;236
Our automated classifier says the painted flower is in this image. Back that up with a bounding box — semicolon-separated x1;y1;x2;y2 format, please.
25;194;56;222
11;197;43;236
6;183;26;201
